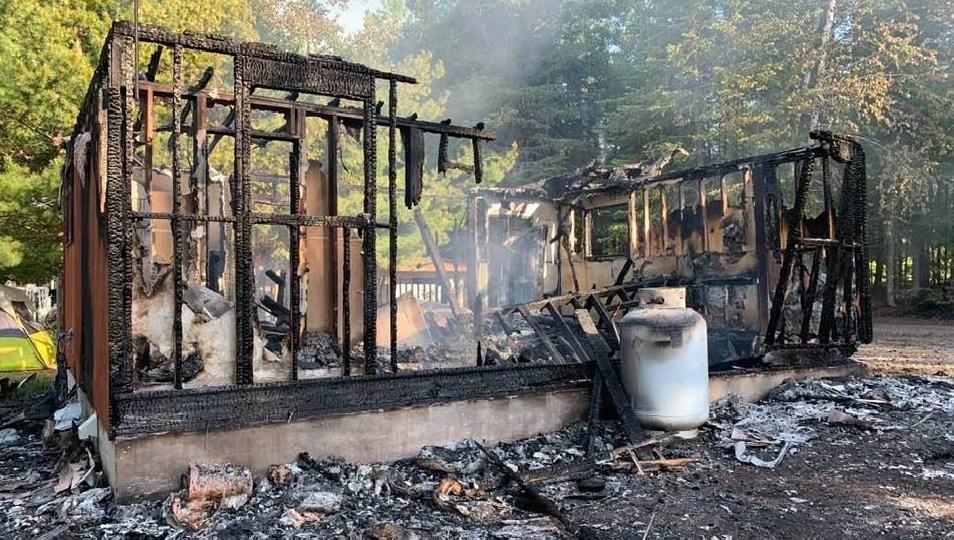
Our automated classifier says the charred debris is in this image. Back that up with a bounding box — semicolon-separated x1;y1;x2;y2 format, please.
468;131;872;374
3;374;953;538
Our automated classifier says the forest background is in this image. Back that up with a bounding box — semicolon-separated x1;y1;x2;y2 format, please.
0;0;950;309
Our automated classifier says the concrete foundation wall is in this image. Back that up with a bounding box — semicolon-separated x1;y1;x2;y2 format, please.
112;388;590;500
105;361;867;500
709;361;868;403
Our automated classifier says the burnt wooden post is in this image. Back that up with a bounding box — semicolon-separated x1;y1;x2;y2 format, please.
414;209;463;317
388;79;398;371
233;53;254;384
171;45;184;388
362;81;378;374
328;118;340;357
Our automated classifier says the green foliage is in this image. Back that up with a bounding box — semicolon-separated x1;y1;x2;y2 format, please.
0;0;111;170
0;159;62;282
590;204;628;258
397;0;953;294
914;286;954;319
398;0;623;184
325;0;520;264
1;0;952;284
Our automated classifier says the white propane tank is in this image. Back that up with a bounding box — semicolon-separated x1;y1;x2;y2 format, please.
619;287;709;432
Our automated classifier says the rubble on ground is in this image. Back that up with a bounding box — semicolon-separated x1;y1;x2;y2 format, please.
0;374;952;538
299;332;343;369
320;296;601;373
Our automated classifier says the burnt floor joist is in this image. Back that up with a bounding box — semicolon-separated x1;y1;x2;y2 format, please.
112;363;591;437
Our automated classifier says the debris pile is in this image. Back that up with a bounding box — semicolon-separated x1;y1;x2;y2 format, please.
298;331;343;369
0;374;952;538
706;375;954;476
168;463;254;530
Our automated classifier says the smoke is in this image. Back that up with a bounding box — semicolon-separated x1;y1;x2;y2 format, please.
393;0;567;125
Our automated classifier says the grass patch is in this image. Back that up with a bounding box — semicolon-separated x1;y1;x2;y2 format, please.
0;370;56;416
14;371;56;399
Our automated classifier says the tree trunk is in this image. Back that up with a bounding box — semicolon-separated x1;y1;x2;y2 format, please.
900;240;908;288
809;0;838;129
874;257;883;286
941;244;954;283
885;219;897;307
914;239;929;289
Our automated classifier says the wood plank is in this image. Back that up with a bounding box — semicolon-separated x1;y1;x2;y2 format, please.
587;295;620;351
543;303;589;363
575;309;645;446
517;305;565;364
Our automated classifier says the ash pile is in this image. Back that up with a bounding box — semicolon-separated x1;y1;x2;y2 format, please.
2;374;953;538
358;295;595;372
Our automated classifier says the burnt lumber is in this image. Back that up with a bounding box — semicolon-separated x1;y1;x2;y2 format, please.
585;371;604;459
575;309;646;446
413;209;463;317
606;434;679;460
586;296;620;351
481;280;645;446
543;303;589;363
517;306;565;364
521;462;598;487
602;457;700;472
477;443;599;540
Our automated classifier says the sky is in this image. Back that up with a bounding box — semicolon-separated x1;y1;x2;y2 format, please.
336;0;382;34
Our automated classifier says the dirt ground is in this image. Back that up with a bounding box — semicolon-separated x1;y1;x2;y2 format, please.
561;377;954;539
0;317;951;539
856;318;954;376
598;318;954;539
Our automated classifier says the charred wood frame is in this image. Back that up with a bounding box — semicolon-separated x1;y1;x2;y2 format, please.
61;23;580;439
61;24;870;442
469;132;872;367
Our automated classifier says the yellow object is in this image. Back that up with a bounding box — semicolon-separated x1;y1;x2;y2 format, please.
0;285;56;371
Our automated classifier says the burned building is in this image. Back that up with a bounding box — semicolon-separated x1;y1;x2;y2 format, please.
60;23;871;500
59;23;534;498
468;132;872;369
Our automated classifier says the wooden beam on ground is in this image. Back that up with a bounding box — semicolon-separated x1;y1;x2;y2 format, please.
517;305;565;364
575;309;645;446
493;311;514;335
